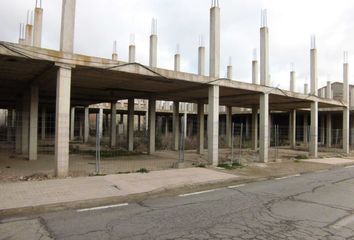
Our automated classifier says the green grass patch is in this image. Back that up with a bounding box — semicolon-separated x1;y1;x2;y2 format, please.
217;162;244;170
192;162;207;168
136;168;149;173
295;154;308;160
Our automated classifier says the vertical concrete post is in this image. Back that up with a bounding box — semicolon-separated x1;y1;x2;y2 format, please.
21;92;30;156
84;107;89;143
29;86;39;161
70;107;75;140
129;44;136;63
148;98;156;154
326;113;332;148
303;113;308;146
290;71;295;92
259;94;269;162
252;59;259;84
127;98;134;151
289;109;296;148
320;116;325;145
149;19;157;68
198;46;205;76
197;101;204;154
60;0;76;53
225;106;232;148
173;101;180;151
183;105;187;138
326;81;332;99
174;53;181;72
343;59;350;154
33;6;43;48
110;102;116;148
260;26;269;86
25;23;33;46
208;2;220;165
41;107;46;140
98;108;103;138
15;101;22;154
309;39;318;158
304;84;309;94
6;109;13;142
55;65;72;177
251;106;258;150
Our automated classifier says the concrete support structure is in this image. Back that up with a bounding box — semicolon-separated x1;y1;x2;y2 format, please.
303;114;308;146
98;108;103;137
148;98;156;154
260;27;269;86
326;81;332;99
251;107;258;150
60;0;76;53
252;60;259;84
127;98;134;151
7;108;13;142
208;3;220;165
110;102;117;148
33;7;43;48
326;113;332;148
174;53;181;72
25;24;33;46
197;101;204;154
320;117;325;145
309;45;318;158
21;93;29;156
290;71;295;92
259;94;269;162
41;107;46;140
304;84;309;94
70;107;75;140
129;44;136;63
198;46;205;75
15;101;22;154
84;107;89;143
289;110;296;148
172;101;180;151
29;86;39;161
225;106;232;147
343;61;350;154
149;32;157;67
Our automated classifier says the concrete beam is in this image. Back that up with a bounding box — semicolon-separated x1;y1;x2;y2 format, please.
55;65;72;177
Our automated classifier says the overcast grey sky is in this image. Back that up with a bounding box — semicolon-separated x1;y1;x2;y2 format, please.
1;0;354;91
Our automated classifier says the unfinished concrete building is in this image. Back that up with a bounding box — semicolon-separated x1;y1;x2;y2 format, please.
0;0;351;178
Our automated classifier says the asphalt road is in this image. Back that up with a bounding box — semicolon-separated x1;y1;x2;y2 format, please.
2;166;354;240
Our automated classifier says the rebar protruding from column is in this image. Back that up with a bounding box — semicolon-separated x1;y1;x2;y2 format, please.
211;0;219;7
151;18;157;35
311;34;316;49
113;40;117;54
199;35;204;47
261;9;267;27
176;44;180;54
129;33;135;45
253;48;257;61
344;51;349;64
35;0;43;8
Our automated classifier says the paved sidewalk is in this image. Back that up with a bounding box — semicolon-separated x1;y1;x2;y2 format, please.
0;168;238;213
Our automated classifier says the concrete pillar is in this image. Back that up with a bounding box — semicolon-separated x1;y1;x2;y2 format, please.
138;115;141;132
174;53;181;72
227;65;232;80
198;46;205;76
183;107;187;138
148;98;156;154
251;106;258;150
208;86;219;165
164;116;169;136
303;113;308;146
149;31;157;67
309;45;318;158
127;98;134;151
6;109;13;142
29;86;39;161
33;7;43;48
343;62;350;154
84;107;89;143
304;84;309;94
259;94;269;162
25;24;33;46
15;102;22;154
55;65;72;177
225;106;232;147
21;92;30;156
252;60;259;84
110;102;117;148
129;44;136;63
350;88;354;108
60;0;76;53
326;113;332;148
172;101;180;151
260;26;269;86
326;81;332;99
98;108;103;138
41;107;46;140
289;109;296;148
79;114;83;139
197;102;204;154
209;4;220;78
320;116;325;145
290;71;295;92
70;107;75;140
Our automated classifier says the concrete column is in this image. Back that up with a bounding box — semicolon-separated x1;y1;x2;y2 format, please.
33;7;43;48
148;98;156;154
350;88;354;108
209;4;220;78
174;54;181;72
251;106;258;150
260;26;269;86
289;109;296;148
41;107;46;140
15;102;22;154
304;84;309;94
183;107;187;138
195;102;204;156
29;86;39;161
79;114;83;139
343;62;350;154
110;102;117;148
127;98;134;151
70;107;75;140
303;113;308;146
129;45;136;63
326;81;332;99
6;109;13;142
198;46;205;76
55;65;72;177
164;116;169;136
138;115;141;132
149;25;157;68
25;24;33;46
259;94;269;162
290;71;295;92
252;60;259;84
208;86;219;165
98;108;103;138
225;106;232;147
84;107;89;143
21;92;29;156
227;65;232;80
326;113;332;148
309;45;318;158
320;116;325;145
172;101;180;151
60;0;76;53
